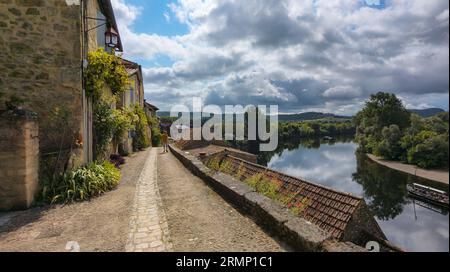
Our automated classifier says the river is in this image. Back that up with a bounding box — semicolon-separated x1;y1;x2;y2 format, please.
258;137;449;252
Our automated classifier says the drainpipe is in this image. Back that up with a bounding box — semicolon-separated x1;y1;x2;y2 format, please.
80;0;91;164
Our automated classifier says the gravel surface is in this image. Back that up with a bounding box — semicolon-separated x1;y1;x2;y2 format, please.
0;149;150;252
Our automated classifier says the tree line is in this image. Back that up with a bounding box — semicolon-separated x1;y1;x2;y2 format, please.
355;92;449;169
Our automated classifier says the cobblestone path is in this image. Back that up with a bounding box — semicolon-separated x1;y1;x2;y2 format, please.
157;149;286;252
126;148;172;252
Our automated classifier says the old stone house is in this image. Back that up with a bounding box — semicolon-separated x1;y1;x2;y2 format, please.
144;100;159;119
118;58;145;154
0;0;129;210
0;0;125;163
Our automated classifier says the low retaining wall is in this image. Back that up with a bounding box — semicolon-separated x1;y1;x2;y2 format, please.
169;144;366;252
0;111;39;211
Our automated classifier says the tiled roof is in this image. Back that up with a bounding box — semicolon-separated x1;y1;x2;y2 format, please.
214;154;364;239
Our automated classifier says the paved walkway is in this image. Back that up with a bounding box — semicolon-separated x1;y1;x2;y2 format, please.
367;154;449;185
0;148;286;252
157;149;286;252
0;150;150;252
126;148;172;252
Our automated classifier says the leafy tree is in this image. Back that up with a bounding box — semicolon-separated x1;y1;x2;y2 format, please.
376;125;403;160
355;92;411;153
406;134;448;169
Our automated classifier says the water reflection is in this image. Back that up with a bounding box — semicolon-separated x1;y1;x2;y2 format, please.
262;137;449;252
352;152;410;220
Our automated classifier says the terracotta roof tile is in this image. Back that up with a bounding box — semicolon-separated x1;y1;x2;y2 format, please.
207;154;365;239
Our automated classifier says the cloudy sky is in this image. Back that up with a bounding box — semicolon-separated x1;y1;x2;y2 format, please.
111;0;449;114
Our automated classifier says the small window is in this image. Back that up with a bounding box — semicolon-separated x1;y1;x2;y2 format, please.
130;88;135;104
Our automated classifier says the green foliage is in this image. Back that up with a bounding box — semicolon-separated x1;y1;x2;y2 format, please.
113;107;137;142
39;161;121;204
235;162;246;180
355;92;411;153
206;156;221;171
85;48;129;100
244;173;281;199
151;127;162;147
289;197;311;216
375;125;403;159
219;159;233;174
148;116;162;147
93;100;116;158
85;48;134;159
356;92;448;169
132;105;151;150
406;134;448;169
279;120;355;139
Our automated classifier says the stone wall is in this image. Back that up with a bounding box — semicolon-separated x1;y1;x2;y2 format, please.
0;0;84;154
0;111;39;210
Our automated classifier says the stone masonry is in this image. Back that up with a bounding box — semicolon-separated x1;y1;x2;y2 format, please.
0;0;84;153
125;148;172;252
0;112;39;210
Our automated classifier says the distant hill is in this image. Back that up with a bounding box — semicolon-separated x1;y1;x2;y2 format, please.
408;108;445;118
278;112;351;122
158;111;352;122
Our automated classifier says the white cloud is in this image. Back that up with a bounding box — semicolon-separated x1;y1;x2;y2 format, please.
112;0;449;113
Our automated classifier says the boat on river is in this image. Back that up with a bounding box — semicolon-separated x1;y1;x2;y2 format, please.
407;183;449;208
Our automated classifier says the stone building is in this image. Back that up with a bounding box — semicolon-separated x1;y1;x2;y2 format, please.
0;0;124;163
144;100;159;119
118;58;146;154
0;0;126;209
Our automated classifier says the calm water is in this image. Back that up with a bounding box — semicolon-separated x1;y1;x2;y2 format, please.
261;137;449;252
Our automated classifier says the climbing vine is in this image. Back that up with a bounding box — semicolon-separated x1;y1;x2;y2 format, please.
132;104;151;151
85;48;129;100
84;49;134;159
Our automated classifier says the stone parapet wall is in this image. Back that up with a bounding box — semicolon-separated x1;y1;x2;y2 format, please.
0;112;39;210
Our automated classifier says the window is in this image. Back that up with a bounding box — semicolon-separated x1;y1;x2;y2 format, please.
130;88;135;104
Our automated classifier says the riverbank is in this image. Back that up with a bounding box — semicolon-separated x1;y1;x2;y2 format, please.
367;154;449;185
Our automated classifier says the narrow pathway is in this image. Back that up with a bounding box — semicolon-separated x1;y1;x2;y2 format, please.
0;149;150;252
157;149;286;252
126;148;172;252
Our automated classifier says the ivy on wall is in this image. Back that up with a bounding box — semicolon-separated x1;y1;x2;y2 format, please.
132;104;151;151
85;48;129;100
85;48;150;159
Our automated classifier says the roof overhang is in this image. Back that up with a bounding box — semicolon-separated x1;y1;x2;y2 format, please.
145;101;160;112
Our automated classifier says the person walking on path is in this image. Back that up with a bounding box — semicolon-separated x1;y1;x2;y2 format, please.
162;131;169;153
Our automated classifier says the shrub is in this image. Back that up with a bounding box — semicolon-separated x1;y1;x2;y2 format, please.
133;105;150;150
93;100;116;158
39;161;121;204
407;134;449;169
151;127;162;147
113;107;136;142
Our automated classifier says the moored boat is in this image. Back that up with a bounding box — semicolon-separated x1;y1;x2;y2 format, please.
407;183;449;208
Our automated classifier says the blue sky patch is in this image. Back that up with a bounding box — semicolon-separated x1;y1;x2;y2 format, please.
125;0;188;36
